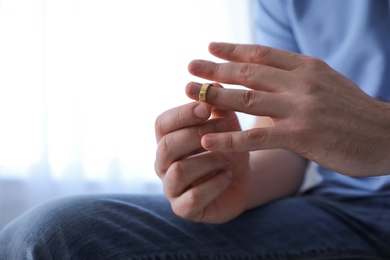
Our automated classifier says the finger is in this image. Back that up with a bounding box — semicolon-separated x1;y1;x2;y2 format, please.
155;102;211;142
188;60;291;93
187;82;291;118
163;151;232;198
201;126;288;152
186;82;222;102
186;82;242;131
208;42;302;70
155;118;231;177
211;106;242;131
170;169;232;222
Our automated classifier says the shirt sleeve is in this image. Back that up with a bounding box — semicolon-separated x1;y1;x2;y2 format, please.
251;0;300;53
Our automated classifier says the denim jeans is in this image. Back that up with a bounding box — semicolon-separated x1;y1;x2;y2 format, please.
0;191;389;259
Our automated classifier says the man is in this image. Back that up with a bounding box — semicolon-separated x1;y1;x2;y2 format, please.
1;0;389;259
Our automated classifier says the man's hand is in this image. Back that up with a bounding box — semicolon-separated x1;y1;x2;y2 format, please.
187;42;390;177
155;100;252;223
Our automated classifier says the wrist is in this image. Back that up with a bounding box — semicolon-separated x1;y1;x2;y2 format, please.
243;150;306;210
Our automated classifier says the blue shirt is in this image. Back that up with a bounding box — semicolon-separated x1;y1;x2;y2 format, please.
252;0;390;197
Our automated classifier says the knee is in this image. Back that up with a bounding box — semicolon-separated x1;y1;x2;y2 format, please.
0;194;173;259
0;195;101;259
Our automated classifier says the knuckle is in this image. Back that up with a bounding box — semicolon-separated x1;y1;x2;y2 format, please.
239;63;257;83
245;128;264;148
226;44;239;59
168;161;183;183
304;57;328;70
240;90;259;109
221;133;234;149
154;114;164;138
171;191;200;220
172;109;186;126
154;160;163;179
162;181;172;198
196;124;205;139
295;95;326;118
171;202;189;219
185;189;201;210
212;63;222;78
252;46;272;62
155;137;171;173
156;136;170;157
294;74;320;94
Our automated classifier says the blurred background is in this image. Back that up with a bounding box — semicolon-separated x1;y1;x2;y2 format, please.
0;0;254;229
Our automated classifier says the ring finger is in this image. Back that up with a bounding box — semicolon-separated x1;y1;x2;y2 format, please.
187;82;292;118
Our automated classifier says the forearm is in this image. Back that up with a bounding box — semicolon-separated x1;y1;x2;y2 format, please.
340;98;390;176
240;116;308;209
244;149;307;210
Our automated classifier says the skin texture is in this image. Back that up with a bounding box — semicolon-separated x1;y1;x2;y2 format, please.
155;100;306;223
188;42;390;177
155;42;390;223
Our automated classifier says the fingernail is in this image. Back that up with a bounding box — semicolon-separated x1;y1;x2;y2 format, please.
202;135;216;149
194;103;208;118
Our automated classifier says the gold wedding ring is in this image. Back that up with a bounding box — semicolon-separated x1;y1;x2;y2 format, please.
199;83;213;102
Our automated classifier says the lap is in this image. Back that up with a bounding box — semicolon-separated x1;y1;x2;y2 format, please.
0;193;389;259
